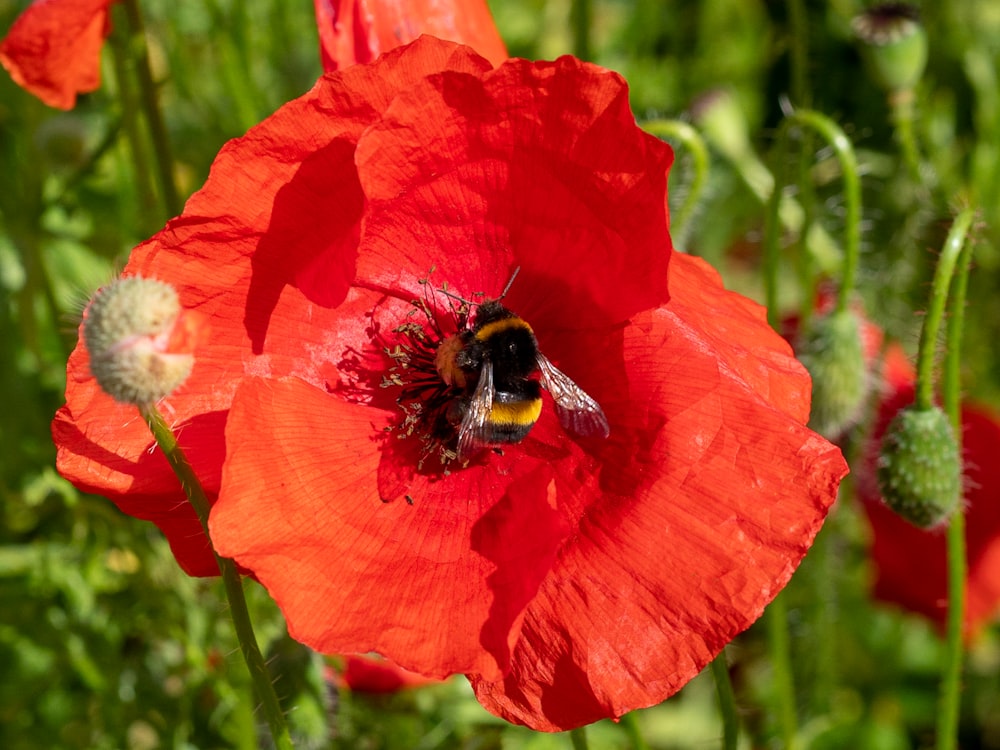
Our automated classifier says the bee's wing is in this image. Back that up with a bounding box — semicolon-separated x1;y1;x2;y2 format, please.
536;353;610;439
457;360;495;460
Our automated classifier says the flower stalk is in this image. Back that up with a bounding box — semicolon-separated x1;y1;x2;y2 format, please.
783;110;862;314
121;0;182;218
139;404;295;750
642;119;710;252
710;649;739;750
936;206;976;750
915;208;975;412
766;592;798;749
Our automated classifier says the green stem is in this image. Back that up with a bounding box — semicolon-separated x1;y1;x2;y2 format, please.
782;110;862;314
785;0;810;108
106;21;159;232
710;649;739;750
570;0;593;60
618;712;650;750
936;207;975;750
767;593;797;749
762;140;786;330
914;208;976;411
139;404;295;750
889;90;925;186
122;0;183;218
568;726;589;750
642;119;711;251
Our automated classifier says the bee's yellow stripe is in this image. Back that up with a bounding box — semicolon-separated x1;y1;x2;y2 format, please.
490;398;543;427
475;316;533;341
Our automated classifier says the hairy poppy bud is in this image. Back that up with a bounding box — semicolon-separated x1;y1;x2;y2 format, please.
82;276;204;405
852;3;928;95
877;405;962;528
797;309;868;439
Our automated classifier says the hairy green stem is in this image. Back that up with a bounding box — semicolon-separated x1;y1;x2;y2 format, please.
122;0;182;217
569;726;590;750
782;110;862;314
936;207;975;750
890;91;924;186
642;119;711;251
762;146;786;329
914;208;975;411
767;593;797;749
139;404;295;750
710;649;739;750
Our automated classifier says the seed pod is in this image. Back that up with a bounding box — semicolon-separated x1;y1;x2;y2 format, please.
797;309;868;439
852;3;928;95
83;276;205;405
877;405;962;528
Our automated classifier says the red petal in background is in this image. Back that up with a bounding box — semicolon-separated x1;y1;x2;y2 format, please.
0;0;113;109
334;654;441;693
313;0;507;71
471;254;848;730
859;345;1000;638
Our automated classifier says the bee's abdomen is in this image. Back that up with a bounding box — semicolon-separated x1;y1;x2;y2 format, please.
486;387;543;443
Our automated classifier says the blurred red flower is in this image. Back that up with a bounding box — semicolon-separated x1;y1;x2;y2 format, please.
333;655;440;693
52;38;847;730
313;0;506;71
859;345;1000;639
0;0;113;109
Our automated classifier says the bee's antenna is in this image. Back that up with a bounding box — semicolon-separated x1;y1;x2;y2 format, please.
498;266;521;301
438;287;476;306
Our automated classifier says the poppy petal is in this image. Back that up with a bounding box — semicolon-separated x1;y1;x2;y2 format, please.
470;254;848;730
313;0;507;71
0;0;113;109
210;375;573;680
52;39;491;574
353;55;673;331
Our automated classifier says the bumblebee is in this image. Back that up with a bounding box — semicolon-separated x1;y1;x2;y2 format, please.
433;291;610;460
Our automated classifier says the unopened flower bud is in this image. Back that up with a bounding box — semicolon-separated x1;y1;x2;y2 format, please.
796;309;867;439
83;276;205;405
852;3;928;95
877;405;961;528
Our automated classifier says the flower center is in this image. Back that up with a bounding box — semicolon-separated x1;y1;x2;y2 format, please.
379;284;476;469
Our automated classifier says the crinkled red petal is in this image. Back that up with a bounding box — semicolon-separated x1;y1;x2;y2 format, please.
0;0;112;109
313;0;507;72
353;55;673;330
470;254;848;731
210;375;580;680
52;38;667;585
53;39;489;574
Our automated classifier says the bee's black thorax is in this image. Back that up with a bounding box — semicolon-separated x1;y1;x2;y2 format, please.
462;302;539;386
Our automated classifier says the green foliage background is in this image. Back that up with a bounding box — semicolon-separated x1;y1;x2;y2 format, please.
1;0;999;747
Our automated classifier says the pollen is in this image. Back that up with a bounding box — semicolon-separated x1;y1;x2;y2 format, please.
434;335;468;389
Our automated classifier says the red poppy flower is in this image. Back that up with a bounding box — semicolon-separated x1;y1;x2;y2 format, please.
858;345;1000;639
52;37;847;729
0;0;113;109
313;0;507;71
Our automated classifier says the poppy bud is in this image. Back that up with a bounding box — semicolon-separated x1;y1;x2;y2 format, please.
852;3;928;95
82;276;204;405
877;405;962;528
796;309;867;439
